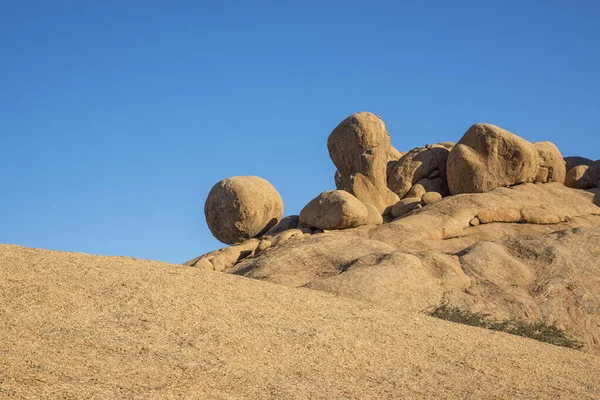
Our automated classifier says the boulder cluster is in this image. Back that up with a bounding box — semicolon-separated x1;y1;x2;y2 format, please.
204;112;600;245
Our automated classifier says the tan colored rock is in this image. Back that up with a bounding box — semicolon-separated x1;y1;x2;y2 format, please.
535;167;549;183
264;215;299;236
334;170;342;190
565;165;599;189
436;141;455;150
421;192;442;206
271;229;306;247
564;156;594;172
447;124;539;194
387;145;450;199
192;183;600;356
391;197;421;218
534;142;566;183
299;190;368;230
229;233;397;286
520;208;565;224
328;112;399;213
415;177;447;196
204;176;283;244
386;146;405;180
477;209;522;224
363;203;383;226
185;239;260;272
256;239;272;254
405;183;426;199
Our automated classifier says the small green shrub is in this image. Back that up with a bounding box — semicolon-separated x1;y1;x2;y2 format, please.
427;304;584;350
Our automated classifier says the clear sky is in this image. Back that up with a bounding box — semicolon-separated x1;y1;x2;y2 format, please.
1;1;599;263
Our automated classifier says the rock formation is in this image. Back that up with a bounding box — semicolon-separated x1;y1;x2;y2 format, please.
194;112;600;356
533;141;566;183
387;144;451;199
299;190;368;230
328;112;399;213
447;124;539;194
204;176;283;244
565;165;599;189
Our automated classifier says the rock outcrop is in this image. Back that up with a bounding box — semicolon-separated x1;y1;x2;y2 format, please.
387;144;451;199
207;183;600;354
204;176;284;244
565;165;599;189
328;112;399;213
391;197;421;218
533;141;566;183
447;124;539;194
193;112;600;357
299;190;368;230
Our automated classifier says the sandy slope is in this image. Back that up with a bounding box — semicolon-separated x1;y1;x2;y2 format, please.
1;244;599;399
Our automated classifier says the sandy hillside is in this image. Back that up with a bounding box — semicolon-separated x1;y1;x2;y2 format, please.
1;244;599;399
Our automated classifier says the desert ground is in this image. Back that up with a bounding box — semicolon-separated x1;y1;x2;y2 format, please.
1;242;599;399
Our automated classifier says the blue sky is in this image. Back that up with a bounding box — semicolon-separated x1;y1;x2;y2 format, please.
1;1;599;263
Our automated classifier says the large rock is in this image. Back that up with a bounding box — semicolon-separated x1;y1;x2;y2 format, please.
391;197;421;218
565;165;599;189
564;156;595;172
363;202;383;226
534;142;566;183
204;176;284;244
387;144;451;199
224;183;600;355
299;190;368;230
264;215;299;236
386;146;405;180
328;112;399;213
447;124;539;194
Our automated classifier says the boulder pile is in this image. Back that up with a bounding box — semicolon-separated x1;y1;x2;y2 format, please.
192;112;600;354
201;111;598;250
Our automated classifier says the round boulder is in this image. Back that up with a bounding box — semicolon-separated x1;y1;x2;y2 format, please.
565;165;599;189
299;190;368;230
205;176;284;244
447;123;539;194
421;191;442;206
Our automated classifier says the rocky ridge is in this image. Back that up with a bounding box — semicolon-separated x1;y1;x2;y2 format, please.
193;112;600;354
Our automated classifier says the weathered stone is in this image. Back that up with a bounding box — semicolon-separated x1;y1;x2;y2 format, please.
328;112;399;213
421;192;442;206
477;209;522;224
391;197;422;218
205;176;283;244
565;165;599;189
447;124;539;194
363;202;383;226
388;145;450;199
564;156;594;172
185;239;260;271
405;184;426;199
299;190;368;230
264;215;299;236
534;142;566;183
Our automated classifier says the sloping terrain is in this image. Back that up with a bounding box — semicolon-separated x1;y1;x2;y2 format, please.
220;184;600;354
1;244;599;399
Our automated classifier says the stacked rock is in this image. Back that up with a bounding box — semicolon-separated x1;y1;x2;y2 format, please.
202;113;596;247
